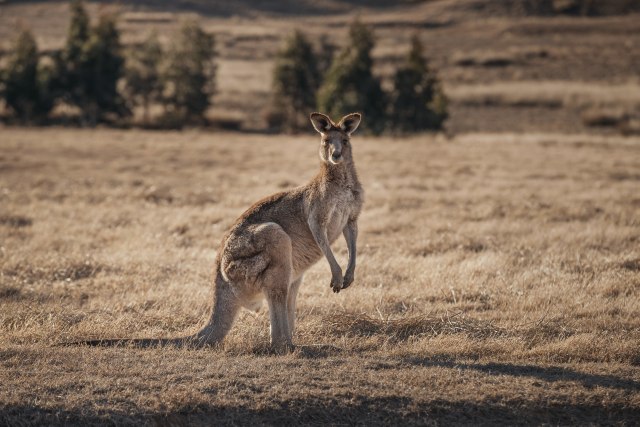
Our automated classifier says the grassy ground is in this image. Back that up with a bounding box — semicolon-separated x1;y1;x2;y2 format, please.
1;128;639;425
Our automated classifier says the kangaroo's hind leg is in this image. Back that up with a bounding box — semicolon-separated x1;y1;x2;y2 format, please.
287;275;303;336
253;223;294;353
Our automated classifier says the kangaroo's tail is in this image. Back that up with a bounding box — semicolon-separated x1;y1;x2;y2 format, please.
61;336;204;348
60;269;240;349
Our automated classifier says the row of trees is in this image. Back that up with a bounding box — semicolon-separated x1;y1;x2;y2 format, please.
0;0;447;133
0;0;215;126
268;21;447;134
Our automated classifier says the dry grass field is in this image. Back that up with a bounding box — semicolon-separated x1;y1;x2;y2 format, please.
1;128;639;425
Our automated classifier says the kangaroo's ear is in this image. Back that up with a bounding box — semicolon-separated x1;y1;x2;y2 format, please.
338;113;362;135
310;112;333;134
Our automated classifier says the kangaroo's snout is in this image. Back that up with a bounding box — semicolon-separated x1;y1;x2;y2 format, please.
328;140;344;164
331;149;342;162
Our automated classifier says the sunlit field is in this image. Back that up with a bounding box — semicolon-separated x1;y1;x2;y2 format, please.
1;128;639;424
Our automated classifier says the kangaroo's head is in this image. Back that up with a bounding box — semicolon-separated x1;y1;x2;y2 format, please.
310;112;362;166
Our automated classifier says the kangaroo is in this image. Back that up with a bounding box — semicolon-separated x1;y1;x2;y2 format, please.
75;112;363;353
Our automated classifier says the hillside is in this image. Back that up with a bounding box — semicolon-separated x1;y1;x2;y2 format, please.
1;0;639;133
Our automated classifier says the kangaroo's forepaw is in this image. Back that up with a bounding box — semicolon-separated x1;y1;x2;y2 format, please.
330;274;343;293
342;273;354;290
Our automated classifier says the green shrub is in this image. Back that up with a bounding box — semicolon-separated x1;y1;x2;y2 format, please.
3;29;55;122
124;32;163;125
390;35;448;133
161;20;216;125
57;0;127;125
316;35;337;79
317;20;387;135
83;14;129;122
268;30;321;132
56;0;89;116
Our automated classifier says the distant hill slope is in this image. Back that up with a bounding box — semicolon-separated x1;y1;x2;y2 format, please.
1;0;639;133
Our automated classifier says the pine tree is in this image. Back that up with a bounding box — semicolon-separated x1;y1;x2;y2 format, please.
67;0;90;60
3;29;54;121
82;14;128;122
162;20;216;125
391;35;447;133
58;0;90;110
317;20;387;135
124;32;163;125
316;35;336;78
57;1;127;125
268;30;321;132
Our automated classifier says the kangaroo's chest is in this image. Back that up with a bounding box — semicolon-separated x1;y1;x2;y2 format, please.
326;188;361;242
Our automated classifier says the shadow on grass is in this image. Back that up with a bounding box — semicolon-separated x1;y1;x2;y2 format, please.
402;357;640;392
294;344;343;358
2;396;638;426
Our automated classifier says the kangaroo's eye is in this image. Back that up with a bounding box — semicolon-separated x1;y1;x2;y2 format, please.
343;139;349;145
